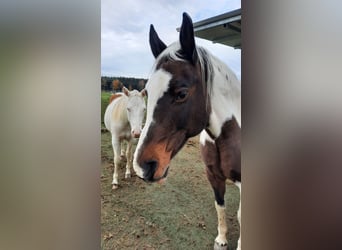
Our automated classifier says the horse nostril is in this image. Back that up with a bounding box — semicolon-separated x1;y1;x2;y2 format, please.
131;130;141;138
142;160;158;181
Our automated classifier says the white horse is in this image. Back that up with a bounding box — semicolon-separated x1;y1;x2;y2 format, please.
104;87;146;189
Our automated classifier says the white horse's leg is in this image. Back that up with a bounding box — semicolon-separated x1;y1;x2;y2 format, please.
235;182;241;250
111;136;121;189
120;141;126;161
214;201;228;250
125;139;133;179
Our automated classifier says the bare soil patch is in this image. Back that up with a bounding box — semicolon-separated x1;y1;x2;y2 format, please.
101;131;239;250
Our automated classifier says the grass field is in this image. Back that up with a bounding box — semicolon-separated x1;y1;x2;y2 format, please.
101;91;113;125
101;91;240;250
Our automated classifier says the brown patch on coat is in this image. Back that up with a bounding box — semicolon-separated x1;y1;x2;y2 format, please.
200;117;240;205
109;93;122;104
139;142;172;179
215;117;241;182
154;60;209;138
201;117;240;182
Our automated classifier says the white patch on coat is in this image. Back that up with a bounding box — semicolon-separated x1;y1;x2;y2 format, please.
235;181;241;250
207;55;241;138
214;201;228;246
199;130;215;146
133;69;172;178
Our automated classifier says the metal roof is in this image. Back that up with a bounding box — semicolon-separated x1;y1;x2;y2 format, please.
192;9;241;49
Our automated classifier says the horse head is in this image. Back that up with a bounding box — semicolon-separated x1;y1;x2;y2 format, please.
133;13;210;182
123;87;146;138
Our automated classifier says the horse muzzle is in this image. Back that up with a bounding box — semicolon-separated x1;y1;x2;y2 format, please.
131;129;141;138
141;160;169;183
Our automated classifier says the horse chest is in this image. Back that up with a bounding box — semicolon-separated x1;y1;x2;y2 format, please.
117;125;132;141
201;118;241;182
215;118;241;181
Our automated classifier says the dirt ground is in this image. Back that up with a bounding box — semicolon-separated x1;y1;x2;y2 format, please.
101;131;240;250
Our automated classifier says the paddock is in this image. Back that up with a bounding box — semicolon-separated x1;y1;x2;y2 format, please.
101;7;241;249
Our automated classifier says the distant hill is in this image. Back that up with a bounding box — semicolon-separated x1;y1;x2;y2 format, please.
101;76;147;92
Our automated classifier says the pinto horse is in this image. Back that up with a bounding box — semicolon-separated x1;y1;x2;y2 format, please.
133;13;241;249
104;87;146;189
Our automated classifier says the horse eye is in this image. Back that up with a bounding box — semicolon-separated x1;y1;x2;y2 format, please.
175;88;189;102
127;108;131;112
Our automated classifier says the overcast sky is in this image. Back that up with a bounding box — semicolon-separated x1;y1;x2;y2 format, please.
101;0;241;79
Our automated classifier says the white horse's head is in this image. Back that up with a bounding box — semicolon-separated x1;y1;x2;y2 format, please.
123;87;146;138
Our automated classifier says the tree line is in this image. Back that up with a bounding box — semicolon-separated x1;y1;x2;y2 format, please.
101;76;147;92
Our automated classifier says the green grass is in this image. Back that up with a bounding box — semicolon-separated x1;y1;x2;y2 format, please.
101;91;112;126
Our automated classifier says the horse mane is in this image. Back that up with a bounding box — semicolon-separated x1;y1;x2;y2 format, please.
152;42;214;101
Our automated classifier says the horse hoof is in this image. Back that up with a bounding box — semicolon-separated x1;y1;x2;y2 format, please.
112;184;119;190
125;173;131;179
214;241;228;250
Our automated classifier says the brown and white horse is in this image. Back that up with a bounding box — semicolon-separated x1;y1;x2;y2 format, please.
133;13;241;250
104;87;146;189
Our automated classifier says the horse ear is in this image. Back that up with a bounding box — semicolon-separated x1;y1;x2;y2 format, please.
179;12;198;64
122;87;130;96
149;24;167;58
140;88;147;97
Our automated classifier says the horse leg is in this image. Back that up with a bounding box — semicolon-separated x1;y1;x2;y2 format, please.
201;132;228;249
235;182;241;250
125;139;133;178
111;136;121;189
120;141;126;161
211;179;228;250
213;182;241;250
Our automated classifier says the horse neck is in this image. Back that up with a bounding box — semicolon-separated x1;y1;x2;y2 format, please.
113;95;129;125
207;58;241;138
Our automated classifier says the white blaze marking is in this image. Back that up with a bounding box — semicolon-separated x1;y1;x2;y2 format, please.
133;69;172;178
